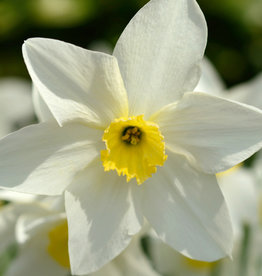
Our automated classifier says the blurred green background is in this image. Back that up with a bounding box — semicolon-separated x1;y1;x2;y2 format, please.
0;0;262;87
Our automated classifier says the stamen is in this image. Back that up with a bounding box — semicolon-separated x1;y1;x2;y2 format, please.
122;126;141;145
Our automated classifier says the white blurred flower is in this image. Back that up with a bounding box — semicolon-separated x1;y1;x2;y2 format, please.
1;0;262;274
227;74;262;185
227;73;262;110
0;77;34;137
0;198;68;276
0;203;32;258
0;190;35;204
195;57;226;96
2;201;159;276
0;196;62;268
0;77;35;207
217;165;258;238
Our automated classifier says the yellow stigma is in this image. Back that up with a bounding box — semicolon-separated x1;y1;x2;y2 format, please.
101;115;167;184
47;220;70;269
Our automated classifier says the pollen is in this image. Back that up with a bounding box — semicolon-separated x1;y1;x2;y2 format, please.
101;115;167;184
47;220;70;269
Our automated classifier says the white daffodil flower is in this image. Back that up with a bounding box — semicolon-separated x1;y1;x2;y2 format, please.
3;202;159;276
1;0;262;274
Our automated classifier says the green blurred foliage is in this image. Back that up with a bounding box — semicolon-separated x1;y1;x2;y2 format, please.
0;0;261;87
0;244;18;276
199;0;262;85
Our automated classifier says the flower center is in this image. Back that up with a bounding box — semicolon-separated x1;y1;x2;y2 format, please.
122;126;141;145
47;220;70;269
101;115;167;184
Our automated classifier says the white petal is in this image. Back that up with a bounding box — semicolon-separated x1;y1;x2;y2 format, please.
154;92;262;173
0;122;103;195
228;73;262;110
113;0;207;117
32;86;55;122
143;151;233;261
195;57;226;96
23;38;128;127
65;162;143;275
